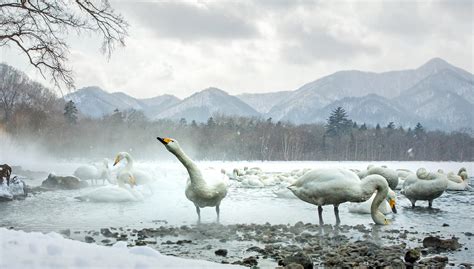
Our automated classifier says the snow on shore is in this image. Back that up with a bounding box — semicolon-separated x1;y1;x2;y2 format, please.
0;228;241;269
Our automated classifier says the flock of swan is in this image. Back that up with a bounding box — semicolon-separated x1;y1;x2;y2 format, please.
70;137;470;226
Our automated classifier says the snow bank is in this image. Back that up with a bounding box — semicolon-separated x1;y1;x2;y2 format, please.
0;228;241;269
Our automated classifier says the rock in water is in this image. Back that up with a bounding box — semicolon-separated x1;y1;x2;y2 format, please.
41;173;88;190
404;249;420;263
281;252;313;269
422;236;461;250
215;249;228;257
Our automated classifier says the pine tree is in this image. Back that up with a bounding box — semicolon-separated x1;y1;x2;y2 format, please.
386;122;395;129
414;122;425;138
325;106;352;137
359;123;367;131
64;100;78;124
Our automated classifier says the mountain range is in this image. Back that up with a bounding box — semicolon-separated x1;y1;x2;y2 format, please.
62;57;474;131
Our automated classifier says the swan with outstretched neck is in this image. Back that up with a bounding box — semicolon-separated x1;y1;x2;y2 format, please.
157;137;228;222
288;167;392;225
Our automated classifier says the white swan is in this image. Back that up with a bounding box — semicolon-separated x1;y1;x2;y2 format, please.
113;152;153;186
349;188;397;215
75;172;142;202
73;159;111;185
446;171;469;191
288;167;390;225
157;137;228;222
401;168;448;208
358;166;399;190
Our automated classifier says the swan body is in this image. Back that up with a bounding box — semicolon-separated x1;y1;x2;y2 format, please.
113;152;153;186
75;169;142;202
349;188;396;215
288;168;391;225
401;168;448;208
446;171;469;191
359;166;399;190
74;159;110;185
157;137;228;222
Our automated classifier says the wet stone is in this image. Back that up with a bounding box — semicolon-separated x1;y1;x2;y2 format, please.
215;249;228;257
59;229;71;237
422;236;461;250
84;236;95;243
404;249;421;263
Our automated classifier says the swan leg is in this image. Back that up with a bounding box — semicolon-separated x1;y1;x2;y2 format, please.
216;204;220;223
428;200;433;208
195;206;201;223
334;206;341;226
318;206;324;226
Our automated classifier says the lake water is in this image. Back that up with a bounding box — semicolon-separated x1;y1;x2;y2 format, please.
1;160;473;264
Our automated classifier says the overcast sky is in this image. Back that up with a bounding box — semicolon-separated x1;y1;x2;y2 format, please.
1;0;473;99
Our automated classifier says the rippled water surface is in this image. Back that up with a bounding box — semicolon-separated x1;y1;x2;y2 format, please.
1;161;473;264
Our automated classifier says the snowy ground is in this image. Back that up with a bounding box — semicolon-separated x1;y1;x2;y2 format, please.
0;227;242;269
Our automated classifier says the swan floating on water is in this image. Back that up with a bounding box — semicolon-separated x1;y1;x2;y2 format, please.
401;168;448;208
113;152;153;186
75;172;141;202
74;159;111;185
446;169;470;191
288;167;391;225
157;137;228;222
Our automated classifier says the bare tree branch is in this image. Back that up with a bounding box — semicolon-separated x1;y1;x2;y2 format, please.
0;0;128;90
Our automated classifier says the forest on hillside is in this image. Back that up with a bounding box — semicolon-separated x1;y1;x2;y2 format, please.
1;83;473;162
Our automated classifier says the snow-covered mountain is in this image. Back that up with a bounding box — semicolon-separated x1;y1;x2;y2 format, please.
140;94;181;118
155;87;260;122
312;94;419;127
65;86;180;119
265;58;473;130
395;69;474;130
237;91;292;114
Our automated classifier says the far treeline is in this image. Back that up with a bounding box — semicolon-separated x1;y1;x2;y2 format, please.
2;86;473;161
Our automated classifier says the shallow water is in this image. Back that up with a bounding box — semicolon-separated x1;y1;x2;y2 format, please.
1;161;473;264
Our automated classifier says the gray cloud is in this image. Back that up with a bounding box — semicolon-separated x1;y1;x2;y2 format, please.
119;2;259;41
278;22;380;64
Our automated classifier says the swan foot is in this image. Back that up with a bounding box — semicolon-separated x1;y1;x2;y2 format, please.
334;206;341;226
318;206;324;226
216;205;220;223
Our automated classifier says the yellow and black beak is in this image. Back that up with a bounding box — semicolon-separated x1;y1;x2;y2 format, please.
129;175;136;186
113;155;121;166
389;198;397;214
157;137;172;145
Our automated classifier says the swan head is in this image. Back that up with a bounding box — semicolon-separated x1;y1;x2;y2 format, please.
113;152;129;166
156;137;180;152
460;171;468;181
373;210;391;225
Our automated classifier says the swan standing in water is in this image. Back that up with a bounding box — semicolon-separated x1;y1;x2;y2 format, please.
113;152;153;186
156;137;228;222
401;168;448;208
288;168;391;225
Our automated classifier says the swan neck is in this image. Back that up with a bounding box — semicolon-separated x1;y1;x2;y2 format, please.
360;175;388;224
124;153;133;171
172;147;204;185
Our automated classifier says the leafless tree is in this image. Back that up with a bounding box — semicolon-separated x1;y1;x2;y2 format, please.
0;0;128;89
